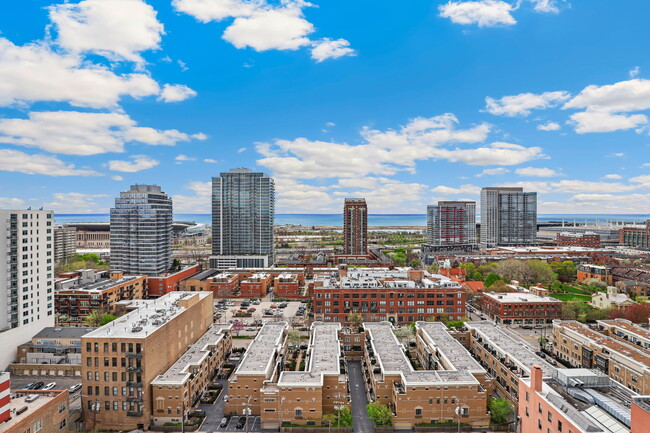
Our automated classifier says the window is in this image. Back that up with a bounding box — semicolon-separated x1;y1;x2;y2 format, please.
295;409;303;417
558;420;563;432
59;419;67;430
415;408;422;418
33;420;43;432
59;403;66;413
547;412;552;422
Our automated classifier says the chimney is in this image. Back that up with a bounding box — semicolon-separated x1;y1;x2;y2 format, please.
531;365;543;392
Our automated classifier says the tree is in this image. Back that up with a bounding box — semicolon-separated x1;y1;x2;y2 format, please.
495;260;534;285
231;320;245;336
410;259;421;269
366;402;393;426
550;261;577;282
338;406;353;427
527;260;557;285
83;310;115;327
489;398;513;424
287;329;302;348
484;273;501;288
427;264;440;273
100;314;117;326
169;258;181;273
487;280;512;292
347;310;364;329
584;278;607;290
394;325;415;345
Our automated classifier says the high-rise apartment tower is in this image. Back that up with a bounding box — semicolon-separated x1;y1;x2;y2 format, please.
211;169;275;269
427;201;477;247
480;187;537;247
110;185;172;276
343;198;368;256
0;210;55;369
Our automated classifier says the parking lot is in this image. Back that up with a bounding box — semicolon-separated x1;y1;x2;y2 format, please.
214;300;308;328
10;375;81;392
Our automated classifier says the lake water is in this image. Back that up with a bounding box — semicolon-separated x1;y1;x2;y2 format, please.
55;213;650;227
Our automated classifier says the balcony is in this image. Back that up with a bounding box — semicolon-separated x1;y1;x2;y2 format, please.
127;411;143;417
127;396;142;402
127;366;142;372
126;381;142;387
126;352;142;359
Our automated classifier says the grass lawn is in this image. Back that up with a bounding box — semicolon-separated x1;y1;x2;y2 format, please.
550;293;592;302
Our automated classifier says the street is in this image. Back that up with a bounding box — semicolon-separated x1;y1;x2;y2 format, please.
347;361;374;433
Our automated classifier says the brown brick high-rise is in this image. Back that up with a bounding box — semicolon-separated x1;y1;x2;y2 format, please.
343;198;368;256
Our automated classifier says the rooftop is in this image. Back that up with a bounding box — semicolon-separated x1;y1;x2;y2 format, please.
365;322;478;386
482;291;562;304
31;326;96;340
181;269;220;281
466;321;556;377
416;322;485;374
278;322;341;386
83;292;211;339
152;324;231;385
554;321;650;370
56;275;142;294
4;390;66;430
523;369;636;433
598;319;650;342
234;321;288;377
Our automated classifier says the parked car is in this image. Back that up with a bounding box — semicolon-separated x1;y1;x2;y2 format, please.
246;327;255;332
279;302;288;308
534;325;544;329
252;300;261;305
236;416;247;429
69;383;82;393
30;382;44;390
300;299;308;303
220;417;229;428
521;325;532;330
43;382;56;390
247;307;256;313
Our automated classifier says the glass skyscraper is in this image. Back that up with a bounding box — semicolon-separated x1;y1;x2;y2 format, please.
211;169;275;269
480;187;537;247
110;184;172;276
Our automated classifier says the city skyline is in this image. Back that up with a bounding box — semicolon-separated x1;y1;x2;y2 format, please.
1;1;650;216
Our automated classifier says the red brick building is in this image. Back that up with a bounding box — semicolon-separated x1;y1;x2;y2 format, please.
273;272;304;297
240;273;273;298
312;268;465;325
619;221;650;248
481;291;562;325
147;265;201;297
577;264;613;285
556;231;601;248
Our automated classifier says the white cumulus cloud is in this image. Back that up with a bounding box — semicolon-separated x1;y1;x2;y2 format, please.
439;1;516;27
159;84;197;102
0;111;206;156
311;38;355;62
0;149;100;176
485;91;570;116
476;167;509;177
108;155;159;172
515;167;559;177
537;121;561;131
48;0;165;63
0;38;159;108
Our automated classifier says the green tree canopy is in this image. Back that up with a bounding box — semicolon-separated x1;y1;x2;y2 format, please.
366;402;393;426
489;398;513;424
484;273;501;288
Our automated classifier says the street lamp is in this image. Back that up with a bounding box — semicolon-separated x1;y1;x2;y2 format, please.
454;399;463;433
243;407;252;433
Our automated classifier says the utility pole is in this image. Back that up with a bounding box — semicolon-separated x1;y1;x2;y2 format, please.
181;400;185;433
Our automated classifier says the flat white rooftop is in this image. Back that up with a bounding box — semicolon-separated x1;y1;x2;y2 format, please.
365;322;478;386
417;322;485;374
278;322;341;386
152;324;231;385
482;291;562;304
466;321;556;378
83;292;211;339
233;321;287;377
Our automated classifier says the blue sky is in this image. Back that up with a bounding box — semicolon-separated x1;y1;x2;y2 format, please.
0;0;649;214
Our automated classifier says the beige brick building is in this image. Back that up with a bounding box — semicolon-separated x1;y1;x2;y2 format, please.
226;321;349;429
465;321;556;403
151;324;232;426
362;321;491;429
552;319;650;394
3;390;70;433
81;291;214;431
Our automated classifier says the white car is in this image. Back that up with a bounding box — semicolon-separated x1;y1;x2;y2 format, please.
43;382;56;390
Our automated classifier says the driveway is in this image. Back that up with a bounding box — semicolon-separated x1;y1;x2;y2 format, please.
347;361;374;433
